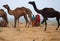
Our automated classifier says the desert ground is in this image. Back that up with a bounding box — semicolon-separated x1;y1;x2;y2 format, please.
0;22;60;41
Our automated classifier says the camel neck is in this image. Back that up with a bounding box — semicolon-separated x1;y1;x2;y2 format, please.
7;7;10;13
7;7;12;15
31;3;40;13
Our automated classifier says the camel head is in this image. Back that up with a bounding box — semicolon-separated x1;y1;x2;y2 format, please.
29;1;35;5
3;4;9;9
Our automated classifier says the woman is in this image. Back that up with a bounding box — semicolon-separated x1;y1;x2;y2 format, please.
32;15;36;27
36;14;40;26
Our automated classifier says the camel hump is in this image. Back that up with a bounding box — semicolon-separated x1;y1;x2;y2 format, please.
0;9;4;11
42;8;56;12
0;9;6;13
0;9;5;14
15;7;23;10
21;7;32;13
43;8;54;11
21;7;26;8
0;9;4;12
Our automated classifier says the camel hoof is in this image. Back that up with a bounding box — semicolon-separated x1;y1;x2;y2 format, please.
56;28;58;30
14;27;16;28
44;29;46;31
33;39;35;41
14;26;16;28
28;26;29;28
7;24;9;27
25;25;26;27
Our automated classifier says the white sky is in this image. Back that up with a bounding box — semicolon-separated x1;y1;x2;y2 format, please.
0;0;60;22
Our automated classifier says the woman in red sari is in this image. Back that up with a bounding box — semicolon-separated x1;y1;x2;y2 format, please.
36;14;40;26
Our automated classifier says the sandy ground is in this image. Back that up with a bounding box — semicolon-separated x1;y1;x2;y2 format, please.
0;22;60;41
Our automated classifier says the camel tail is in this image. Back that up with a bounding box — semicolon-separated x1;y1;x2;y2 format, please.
27;9;32;24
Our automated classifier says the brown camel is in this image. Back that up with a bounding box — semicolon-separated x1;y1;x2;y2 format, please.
29;1;60;31
21;7;32;24
0;9;8;27
0;20;7;27
3;4;32;28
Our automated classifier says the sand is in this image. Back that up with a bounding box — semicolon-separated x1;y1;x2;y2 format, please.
0;22;60;41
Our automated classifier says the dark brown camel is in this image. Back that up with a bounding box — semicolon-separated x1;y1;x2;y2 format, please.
0;9;8;27
29;1;60;31
3;4;32;28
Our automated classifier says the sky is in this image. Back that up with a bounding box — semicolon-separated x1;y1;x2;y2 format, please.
0;0;60;22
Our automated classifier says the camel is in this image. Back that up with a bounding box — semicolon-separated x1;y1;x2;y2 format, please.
0;9;8;27
21;7;32;24
29;1;60;31
0;20;7;27
3;4;32;28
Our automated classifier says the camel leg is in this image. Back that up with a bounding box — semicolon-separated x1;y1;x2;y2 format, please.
41;19;45;24
17;18;19;27
14;17;17;28
41;18;48;24
3;17;8;27
44;18;47;31
56;17;59;30
24;15;29;27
